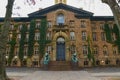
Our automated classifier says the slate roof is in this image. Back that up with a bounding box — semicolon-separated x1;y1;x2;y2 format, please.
0;3;114;22
28;3;93;17
91;16;114;21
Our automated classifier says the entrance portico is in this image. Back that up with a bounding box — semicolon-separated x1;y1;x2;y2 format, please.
52;31;70;61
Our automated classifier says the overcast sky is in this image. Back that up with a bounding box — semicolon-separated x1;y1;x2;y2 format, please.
0;0;113;17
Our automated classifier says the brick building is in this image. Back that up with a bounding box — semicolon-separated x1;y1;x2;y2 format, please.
0;0;120;68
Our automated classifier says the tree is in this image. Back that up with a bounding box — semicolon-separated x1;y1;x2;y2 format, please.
0;0;15;80
101;0;120;32
0;0;119;80
0;0;37;80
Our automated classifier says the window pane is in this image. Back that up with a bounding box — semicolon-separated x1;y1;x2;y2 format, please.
92;32;97;41
81;20;86;28
82;31;86;41
70;32;75;40
57;14;64;25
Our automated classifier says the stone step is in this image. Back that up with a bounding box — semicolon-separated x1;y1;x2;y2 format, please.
49;61;71;71
49;61;71;66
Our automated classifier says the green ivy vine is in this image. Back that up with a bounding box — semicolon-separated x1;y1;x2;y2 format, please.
104;23;112;43
87;36;95;66
0;24;2;32
8;27;17;66
39;18;51;56
112;24;120;53
19;24;27;65
104;23;120;53
28;20;36;57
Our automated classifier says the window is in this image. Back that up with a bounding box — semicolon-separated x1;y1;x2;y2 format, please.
69;20;74;27
23;59;27;66
96;60;100;65
109;24;113;29
70;45;76;53
26;33;29;42
13;59;17;66
24;45;28;56
81;20;86;28
112;33;116;41
93;46;98;54
91;23;97;30
10;24;14;30
6;46;10;56
36;22;40;28
113;47;118;55
100;23;104;30
34;46;39;55
46;32;51;40
47;21;52;28
84;61;88;66
70;32;75;40
82;31;87;41
92;32;97;41
17;34;21;41
8;33;12;41
103;46;108;56
15;47;19;56
18;24;22;30
101;32;106;41
35;32;40;40
82;45;88;56
47;46;51;54
27;24;30;30
105;59;110;65
57;13;64;25
32;60;38;67
116;59;120;65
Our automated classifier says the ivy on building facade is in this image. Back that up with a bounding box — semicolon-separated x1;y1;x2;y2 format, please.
28;20;36;57
87;35;95;65
104;23;112;43
112;24;120;53
19;24;27;65
39;18;51;56
104;23;120;53
8;26;17;65
0;24;2;32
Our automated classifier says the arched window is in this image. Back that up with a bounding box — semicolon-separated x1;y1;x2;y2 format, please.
82;45;88;56
103;46;108;56
105;59;110;65
57;13;64;25
70;31;75;40
96;60;100;65
93;46;99;54
34;46;39;55
113;46;118;55
35;32;40;40
70;45;76;53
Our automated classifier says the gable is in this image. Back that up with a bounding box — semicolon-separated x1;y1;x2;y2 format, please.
28;3;93;18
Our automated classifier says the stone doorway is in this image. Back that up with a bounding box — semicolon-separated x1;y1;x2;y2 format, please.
56;37;65;61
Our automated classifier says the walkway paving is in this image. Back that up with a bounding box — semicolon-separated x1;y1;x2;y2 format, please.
7;67;120;80
19;71;101;80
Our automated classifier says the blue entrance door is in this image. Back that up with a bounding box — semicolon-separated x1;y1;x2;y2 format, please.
56;37;65;61
56;42;65;61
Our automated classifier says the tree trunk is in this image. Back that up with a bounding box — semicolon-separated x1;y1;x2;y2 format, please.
102;0;120;31
0;0;15;80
